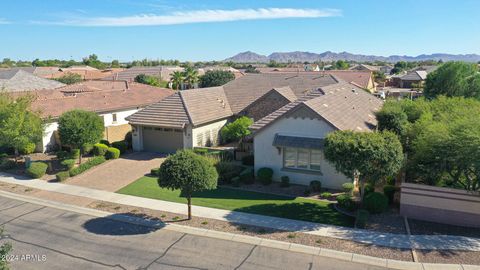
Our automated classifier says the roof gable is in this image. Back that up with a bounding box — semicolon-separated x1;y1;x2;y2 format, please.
180;87;233;126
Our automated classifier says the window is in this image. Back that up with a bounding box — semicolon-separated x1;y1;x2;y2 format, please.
283;147;322;171
112;113;117;123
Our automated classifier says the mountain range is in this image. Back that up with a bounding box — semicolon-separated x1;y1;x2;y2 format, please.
224;51;480;63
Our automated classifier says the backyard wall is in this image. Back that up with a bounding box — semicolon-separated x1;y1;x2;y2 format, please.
400;183;480;228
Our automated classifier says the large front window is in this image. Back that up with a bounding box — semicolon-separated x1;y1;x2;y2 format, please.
283;148;322;171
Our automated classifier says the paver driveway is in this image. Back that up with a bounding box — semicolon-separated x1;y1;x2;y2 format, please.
67;152;165;191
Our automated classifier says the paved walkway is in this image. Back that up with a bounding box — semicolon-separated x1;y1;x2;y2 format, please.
67;152;164;191
1;172;480;251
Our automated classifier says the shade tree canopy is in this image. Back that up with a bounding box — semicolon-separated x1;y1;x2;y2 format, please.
199;70;235;88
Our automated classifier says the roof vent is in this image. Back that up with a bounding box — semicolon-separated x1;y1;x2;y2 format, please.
323;103;328;107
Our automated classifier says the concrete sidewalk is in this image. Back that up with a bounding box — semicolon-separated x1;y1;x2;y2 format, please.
1;172;480;251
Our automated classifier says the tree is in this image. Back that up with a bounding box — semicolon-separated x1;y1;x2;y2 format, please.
82;54;106;70
54;72;83;84
183;66;199;89
170;71;184;90
324;131;404;201
334;60;350;70
373;71;386;84
110;60;120;68
134;74;164;87
244;65;259;73
0;93;43;160
220;116;253;143
0;227;12;270
158;150;218;219
424;61;480;99
58;110;104;163
199;70;235;88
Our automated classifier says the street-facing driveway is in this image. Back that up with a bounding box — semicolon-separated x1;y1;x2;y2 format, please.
67;152;164;191
0;195;387;270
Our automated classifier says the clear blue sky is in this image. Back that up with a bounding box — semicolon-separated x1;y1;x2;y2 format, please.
1;0;479;61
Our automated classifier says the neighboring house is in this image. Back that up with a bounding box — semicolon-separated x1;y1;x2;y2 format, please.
0;68;65;92
102;66;184;82
127;73;339;153
351;64;393;75
250;82;383;188
398;70;428;88
28;80;174;152
199;66;244;78
46;67;125;80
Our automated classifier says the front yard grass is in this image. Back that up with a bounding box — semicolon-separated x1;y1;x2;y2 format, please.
117;176;354;227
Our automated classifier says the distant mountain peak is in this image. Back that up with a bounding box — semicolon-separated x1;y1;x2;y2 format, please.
223;51;480;63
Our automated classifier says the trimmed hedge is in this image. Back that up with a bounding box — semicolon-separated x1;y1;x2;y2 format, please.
151;168;160;176
0;159;16;170
257;167;273;185
383;185;397;204
239;167;254;184
355;209;369;228
93;143;109;156
100;139;110;146
111;141;128;154
71;148;80;159
26;162;48;178
105;147;120;160
82;144;94;155
69;156;106;177
20;142;36;155
337;194;355;212
55;171;70;182
309;180;322;192
241;155;254;166
280;176;290;187
320;192;332;199
61;159;75;170
364;192;389;214
56;150;69;160
342;182;354;194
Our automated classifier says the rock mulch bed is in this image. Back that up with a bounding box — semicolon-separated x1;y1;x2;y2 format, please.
365;207;407;234
0;181;38;195
90;200;412;261
409;218;480;238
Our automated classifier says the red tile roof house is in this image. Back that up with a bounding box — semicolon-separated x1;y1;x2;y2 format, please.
127;73;383;189
27;80;174;152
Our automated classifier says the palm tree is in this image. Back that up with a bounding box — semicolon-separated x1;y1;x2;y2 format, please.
170;71;184;90
183;67;199;89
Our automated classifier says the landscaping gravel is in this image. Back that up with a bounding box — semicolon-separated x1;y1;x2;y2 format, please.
409;218;480;238
365;207;407;234
417;249;480;265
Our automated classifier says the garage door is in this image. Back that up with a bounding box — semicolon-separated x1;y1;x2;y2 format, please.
142;127;184;154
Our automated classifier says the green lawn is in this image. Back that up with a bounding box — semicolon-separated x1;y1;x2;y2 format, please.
117;176;353;227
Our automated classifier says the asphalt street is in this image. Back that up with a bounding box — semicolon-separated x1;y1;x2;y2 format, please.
0;195;388;270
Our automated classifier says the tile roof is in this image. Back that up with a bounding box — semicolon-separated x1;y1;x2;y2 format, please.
251;82;382;132
324;70;373;89
0;69;65;92
102;66;183;81
181;87;233;126
401;70;428;81
222;73;338;113
27;81;174;119
272;86;297;102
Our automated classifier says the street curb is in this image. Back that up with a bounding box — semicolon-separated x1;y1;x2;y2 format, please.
0;190;479;270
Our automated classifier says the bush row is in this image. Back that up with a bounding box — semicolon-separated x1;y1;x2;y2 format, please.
69;156;106;177
26;162;48;178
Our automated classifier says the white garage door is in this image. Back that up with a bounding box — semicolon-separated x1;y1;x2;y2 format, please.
143;127;184;154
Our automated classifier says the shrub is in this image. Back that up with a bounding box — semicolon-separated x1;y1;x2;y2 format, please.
355;209;370;229
216;162;244;183
257;167;273;185
151;168;160;176
0;159;15;170
241;155;254;166
239;168;255;184
71;148;80;159
82;143;94;154
193;148;208;155
26;162;48;178
364;183;374;196
93;143;109;156
320;192;332;199
61;159;75;170
100;139;110;146
0;153;8;159
364;192;389;214
383;185;397;204
342;182;354;194
111;141;128;154
309;180;322;192
69;156;106;177
20;142;36;155
55;171;70;182
337;194;355;212
280;176;290;187
231;176;241;187
220;116;253;142
105;147;120;160
303;188;311;196
56;150;69;160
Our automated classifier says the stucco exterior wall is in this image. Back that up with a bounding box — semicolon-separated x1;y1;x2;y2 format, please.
40;122;59;152
400;183;480;228
253;116;350;189
104;124;132;143
100;109;138;126
191;119;228;147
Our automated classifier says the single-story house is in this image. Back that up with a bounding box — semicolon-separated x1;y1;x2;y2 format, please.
127;73;339;153
29;80;174;152
102;66;184;82
250;82;383;189
398;70;428;88
0;68;65;92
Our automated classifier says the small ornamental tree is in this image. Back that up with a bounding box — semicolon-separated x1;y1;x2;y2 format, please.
199;70;235;87
220;116;253;143
58;110;104;163
324;131;404;201
55;72;83;84
158;150;218;219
